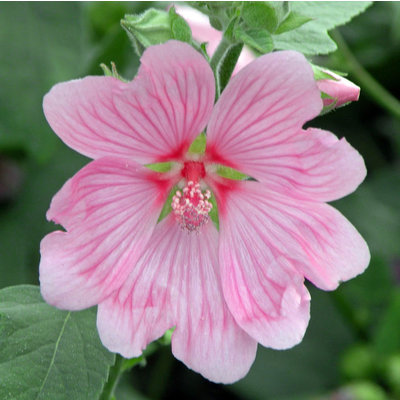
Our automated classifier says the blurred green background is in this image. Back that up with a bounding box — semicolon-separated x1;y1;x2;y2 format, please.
0;2;399;400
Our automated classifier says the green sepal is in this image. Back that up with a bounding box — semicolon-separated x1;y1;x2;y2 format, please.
312;64;341;81
145;162;173;173
121;9;172;56
275;11;312;35
216;165;250;180
189;132;207;154
100;62;129;82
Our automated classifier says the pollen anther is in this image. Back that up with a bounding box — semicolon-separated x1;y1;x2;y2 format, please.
172;182;213;232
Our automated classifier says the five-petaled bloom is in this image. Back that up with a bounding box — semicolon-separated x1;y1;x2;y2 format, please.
40;40;370;383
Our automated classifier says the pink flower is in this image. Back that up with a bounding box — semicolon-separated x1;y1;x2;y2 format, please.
175;5;360;108
40;40;369;383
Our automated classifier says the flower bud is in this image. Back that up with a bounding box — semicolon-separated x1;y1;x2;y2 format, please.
121;9;172;56
316;68;360;108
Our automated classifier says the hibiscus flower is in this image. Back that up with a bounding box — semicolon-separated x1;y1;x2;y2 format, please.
40;40;369;383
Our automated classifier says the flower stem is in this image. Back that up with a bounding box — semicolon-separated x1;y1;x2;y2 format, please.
332;30;400;120
99;354;125;400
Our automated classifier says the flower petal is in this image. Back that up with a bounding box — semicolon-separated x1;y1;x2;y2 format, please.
206;51;322;175
39;157;172;310
217;182;370;296
216;184;311;349
43;41;215;163
97;216;257;384
241;128;367;202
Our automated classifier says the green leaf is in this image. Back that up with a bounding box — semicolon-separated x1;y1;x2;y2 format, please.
273;2;372;55
121;9;172;56
275;11;312;35
241;2;279;33
169;7;192;43
0;3;88;162
217;42;244;93
234;27;274;53
0;285;115;400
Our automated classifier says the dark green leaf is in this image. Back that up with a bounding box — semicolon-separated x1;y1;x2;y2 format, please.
217;42;244;93
0;3;88;161
0;285;115;400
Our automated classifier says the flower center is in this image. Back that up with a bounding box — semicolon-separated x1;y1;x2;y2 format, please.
172;182;212;232
171;161;212;232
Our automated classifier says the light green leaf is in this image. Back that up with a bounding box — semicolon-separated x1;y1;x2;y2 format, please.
275;11;312;35
0;285;115;400
241;2;279;33
234;27;274;54
121;9;171;56
273;2;372;55
169;7;192;43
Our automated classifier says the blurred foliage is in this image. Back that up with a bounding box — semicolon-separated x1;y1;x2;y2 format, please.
0;2;400;400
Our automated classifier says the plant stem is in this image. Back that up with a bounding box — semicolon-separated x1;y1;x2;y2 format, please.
332;30;400;120
99;354;125;400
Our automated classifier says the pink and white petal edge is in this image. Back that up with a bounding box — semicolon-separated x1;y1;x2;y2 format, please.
97;216;257;384
214;182;311;349
43;41;215;164
216;182;370;293
40;157;172;310
240;127;367;203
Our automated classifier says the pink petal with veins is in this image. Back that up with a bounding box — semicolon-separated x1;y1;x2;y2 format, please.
43;41;214;164
216;182;370;293
40;157;172;310
97;216;257;384
224;127;367;203
206;51;322;173
215;183;311;349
